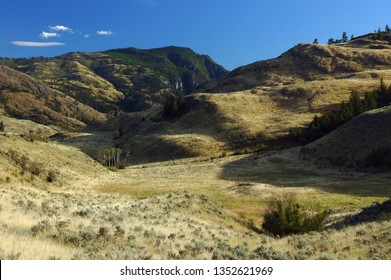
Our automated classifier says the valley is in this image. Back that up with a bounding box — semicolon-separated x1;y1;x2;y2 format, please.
1;33;391;260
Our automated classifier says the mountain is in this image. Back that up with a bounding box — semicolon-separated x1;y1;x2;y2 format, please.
0;46;228;112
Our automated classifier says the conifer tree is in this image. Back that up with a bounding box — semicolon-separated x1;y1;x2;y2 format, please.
349;90;364;116
0;121;4;132
176;92;186;116
342;32;348;43
163;94;176;117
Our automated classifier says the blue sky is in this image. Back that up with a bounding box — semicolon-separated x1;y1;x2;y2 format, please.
1;0;391;70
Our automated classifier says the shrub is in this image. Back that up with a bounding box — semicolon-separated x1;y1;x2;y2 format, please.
46;170;57;183
31;220;52;236
262;194;328;236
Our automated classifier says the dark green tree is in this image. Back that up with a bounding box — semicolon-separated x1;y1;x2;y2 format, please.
327;38;335;45
349;90;364;115
176;92;187;116
0;121;4;132
342;32;348;42
163;94;177;117
313;38;319;44
386;25;391;33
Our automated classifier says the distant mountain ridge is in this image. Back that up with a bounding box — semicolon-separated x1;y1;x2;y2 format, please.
0;46;228;113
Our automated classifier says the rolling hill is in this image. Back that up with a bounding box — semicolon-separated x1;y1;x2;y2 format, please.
0;66;107;130
0;46;228;112
301;105;391;169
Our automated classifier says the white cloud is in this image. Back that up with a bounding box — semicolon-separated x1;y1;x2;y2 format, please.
96;30;114;36
84;34;90;38
49;25;72;32
39;31;60;39
11;41;65;47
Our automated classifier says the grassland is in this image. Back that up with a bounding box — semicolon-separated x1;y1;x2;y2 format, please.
2;34;391;260
1;116;390;259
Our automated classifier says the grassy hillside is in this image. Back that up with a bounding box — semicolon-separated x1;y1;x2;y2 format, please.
302;106;391;169
0;66;107;130
0;46;228;112
200;33;391;93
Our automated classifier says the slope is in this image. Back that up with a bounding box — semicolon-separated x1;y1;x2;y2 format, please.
0;46;228;112
301;106;391;169
200;33;391;94
0;66;107;130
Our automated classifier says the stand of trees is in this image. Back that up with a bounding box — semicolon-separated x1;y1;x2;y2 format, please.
163;92;187;118
290;79;391;142
101;147;129;168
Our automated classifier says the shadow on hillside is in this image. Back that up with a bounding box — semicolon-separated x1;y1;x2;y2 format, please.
56;95;271;164
219;150;391;197
51;130;199;165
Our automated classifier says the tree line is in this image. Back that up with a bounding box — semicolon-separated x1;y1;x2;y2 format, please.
290;79;391;142
313;24;391;45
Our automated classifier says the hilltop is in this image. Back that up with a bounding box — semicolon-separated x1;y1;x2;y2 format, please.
200;33;391;93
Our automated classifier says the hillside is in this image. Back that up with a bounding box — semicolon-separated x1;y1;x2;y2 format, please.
301;106;391;169
0;66;107;130
54;34;391;163
1;116;390;259
0;46;228;112
200;33;391;93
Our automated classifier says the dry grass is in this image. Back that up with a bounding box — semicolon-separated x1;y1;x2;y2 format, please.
2;35;391;259
0;117;390;259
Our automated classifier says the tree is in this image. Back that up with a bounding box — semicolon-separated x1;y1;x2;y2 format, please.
163;93;176;117
0;121;4;132
176;92;187;116
386;25;391;33
342;32;348;43
101;147;123;167
313;38;319;44
349;90;364;116
327;38;335;45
